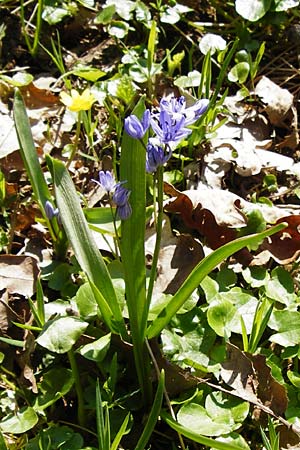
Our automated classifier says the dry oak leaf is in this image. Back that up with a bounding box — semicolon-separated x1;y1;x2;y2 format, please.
255;76;294;126
145;215;204;298
0;255;39;297
260;215;300;264
220;343;288;417
163;183;237;250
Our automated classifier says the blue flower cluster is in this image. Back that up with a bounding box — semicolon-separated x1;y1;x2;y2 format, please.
124;95;209;173
94;96;208;221
93;171;132;220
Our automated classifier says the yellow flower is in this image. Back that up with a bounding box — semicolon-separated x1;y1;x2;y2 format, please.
60;88;96;112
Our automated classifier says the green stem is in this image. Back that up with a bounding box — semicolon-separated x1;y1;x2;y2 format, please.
110;202;121;259
68;349;85;427
146;165;164;312
67;111;82;168
32;0;43;56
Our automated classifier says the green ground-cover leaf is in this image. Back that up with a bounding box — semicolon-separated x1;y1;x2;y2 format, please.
177;391;249;437
77;333;111;362
75;282;98;319
25;425;84;450
36;316;88;353
269;310;300;346
235;0;272;21
265;267;297;306
162;410;249;449
147;222;287;338
161;308;217;371
0;407;38;434
33;368;74;412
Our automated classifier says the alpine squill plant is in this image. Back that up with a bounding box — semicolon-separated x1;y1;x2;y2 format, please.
14;86;287;447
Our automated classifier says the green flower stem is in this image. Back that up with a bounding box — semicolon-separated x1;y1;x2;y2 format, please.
67;111;82;168
146;165;164;311
68;348;85;427
110;203;121;260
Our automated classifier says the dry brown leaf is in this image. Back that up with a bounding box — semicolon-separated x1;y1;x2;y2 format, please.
0;289;12;335
260;215;300;264
145;215;204;299
0;255;39;297
255;76;294;126
220;343;288;417
16;329;37;393
20;82;59;109
164;182;300;229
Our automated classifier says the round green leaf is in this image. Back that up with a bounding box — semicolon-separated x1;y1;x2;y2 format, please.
273;0;299;11
287;370;300;389
207;298;237;337
265;267;297;306
72;66;106;82
212;432;250;450
36;316;88;353
174;70;201;88
199;33;227;55
0;407;38;434
228;62;250;83
235;0;271;21
108;21;129;38
75;282;98;319
178;403;230;436
178;392;249;437
25;425;84;450
0;72;33;87
34;368;74;411
77;333;111;362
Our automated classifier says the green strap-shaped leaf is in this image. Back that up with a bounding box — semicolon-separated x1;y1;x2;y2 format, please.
120;97;151;401
120;98;147;338
0;430;8;450
50;157;127;338
13;89;51;217
147;223;287;339
134;370;165;450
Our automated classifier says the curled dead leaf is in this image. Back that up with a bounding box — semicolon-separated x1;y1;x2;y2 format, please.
220;343;288;417
260;215;300;264
0;255;39;297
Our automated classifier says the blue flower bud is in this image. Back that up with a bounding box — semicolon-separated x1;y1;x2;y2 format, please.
124;109;150;139
146;143;170;173
113;183;130;206
117;202;132;220
45;200;59;220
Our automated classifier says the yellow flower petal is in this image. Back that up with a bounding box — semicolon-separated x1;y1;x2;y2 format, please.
60;88;96;112
60;91;73;107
